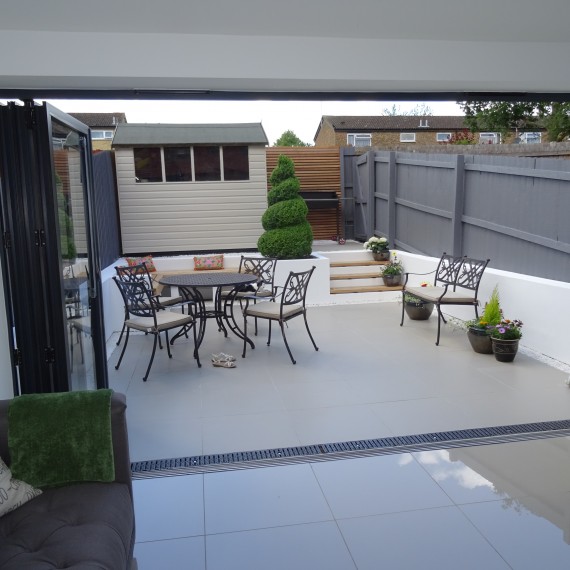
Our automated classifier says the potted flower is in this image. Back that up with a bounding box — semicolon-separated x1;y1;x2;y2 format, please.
381;253;403;286
465;285;501;354
363;236;390;261
403;291;434;320
490;319;523;362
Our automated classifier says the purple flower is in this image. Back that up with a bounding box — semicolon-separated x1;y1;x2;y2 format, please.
498;327;506;334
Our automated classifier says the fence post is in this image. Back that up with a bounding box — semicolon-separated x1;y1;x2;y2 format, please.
451;154;465;257
388;151;397;248
367;150;375;238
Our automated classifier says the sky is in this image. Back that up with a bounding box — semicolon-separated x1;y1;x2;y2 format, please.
36;98;464;145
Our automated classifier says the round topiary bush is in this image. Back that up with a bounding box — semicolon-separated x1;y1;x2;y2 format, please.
258;155;313;259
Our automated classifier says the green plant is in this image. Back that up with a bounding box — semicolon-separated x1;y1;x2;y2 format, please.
258;155;313;259
490;319;523;340
404;292;428;306
466;285;501;331
381;254;403;276
363;236;389;253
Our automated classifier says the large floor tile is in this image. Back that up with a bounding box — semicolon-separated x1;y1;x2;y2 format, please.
338;506;511;570
203;464;333;534
202;411;301;455
289;405;394;446
312;454;453;519
133;475;205;541
460;494;570;570
135;536;205;570
206;522;356;570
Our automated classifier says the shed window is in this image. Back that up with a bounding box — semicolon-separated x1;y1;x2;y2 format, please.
91;130;114;140
134;147;162;182
480;132;500;144
400;133;416;142
436;132;451;142
194;146;221;181
223;146;249;180
520;132;541;144
164;147;192;182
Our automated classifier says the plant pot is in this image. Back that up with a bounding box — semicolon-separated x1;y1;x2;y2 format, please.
491;338;520;362
382;274;402;287
372;250;390;261
467;327;493;354
404;301;434;320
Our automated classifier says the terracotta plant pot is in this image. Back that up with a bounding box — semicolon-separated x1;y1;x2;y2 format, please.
467;327;493;354
491;338;520;362
404;301;434;320
372;250;390;261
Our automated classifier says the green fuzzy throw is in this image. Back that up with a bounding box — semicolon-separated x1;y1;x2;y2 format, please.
258;155;313;258
8;389;114;488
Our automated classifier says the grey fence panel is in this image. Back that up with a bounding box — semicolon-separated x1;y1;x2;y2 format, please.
353;152;371;240
340;147;357;240
343;149;570;283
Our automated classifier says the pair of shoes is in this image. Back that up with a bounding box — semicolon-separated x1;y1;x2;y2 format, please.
212;359;236;368
211;353;236;363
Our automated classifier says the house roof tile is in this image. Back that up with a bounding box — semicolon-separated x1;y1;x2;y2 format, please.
69;112;127;128
324;115;468;131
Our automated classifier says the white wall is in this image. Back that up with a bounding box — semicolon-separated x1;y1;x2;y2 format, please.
397;251;570;366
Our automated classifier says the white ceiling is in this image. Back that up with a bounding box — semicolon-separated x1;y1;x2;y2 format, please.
1;0;570;97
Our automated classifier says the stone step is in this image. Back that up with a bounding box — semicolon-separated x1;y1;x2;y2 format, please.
330;260;388;268
330;284;404;294
330;272;383;280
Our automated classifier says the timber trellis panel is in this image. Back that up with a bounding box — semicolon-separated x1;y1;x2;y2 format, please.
348;150;570;283
266;147;341;240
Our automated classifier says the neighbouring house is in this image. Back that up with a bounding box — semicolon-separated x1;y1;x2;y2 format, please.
69;112;127;151
112;123;269;254
313;115;547;148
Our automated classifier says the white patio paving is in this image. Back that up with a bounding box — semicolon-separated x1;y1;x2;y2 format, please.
106;295;570;569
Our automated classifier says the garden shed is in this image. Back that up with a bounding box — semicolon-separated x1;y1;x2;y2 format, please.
112;123;269;254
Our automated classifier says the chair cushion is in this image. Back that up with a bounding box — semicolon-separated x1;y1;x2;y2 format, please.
245;303;303;320
156;295;185;307
405;286;476;304
126;311;193;333
0;482;134;570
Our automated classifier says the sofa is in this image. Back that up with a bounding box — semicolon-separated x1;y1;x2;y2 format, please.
0;391;137;570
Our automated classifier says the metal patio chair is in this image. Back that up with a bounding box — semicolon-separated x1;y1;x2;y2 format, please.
114;262;192;346
113;277;200;381
221;255;277;335
241;266;318;364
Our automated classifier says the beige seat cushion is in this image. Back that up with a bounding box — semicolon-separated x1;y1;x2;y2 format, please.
244;303;303;320
126;311;193;333
156;295;185;307
405;286;476;304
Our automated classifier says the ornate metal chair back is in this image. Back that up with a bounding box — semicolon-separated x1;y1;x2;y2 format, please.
282;267;315;308
239;256;277;292
113;277;156;320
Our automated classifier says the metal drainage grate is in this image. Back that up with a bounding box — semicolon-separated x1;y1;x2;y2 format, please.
131;418;570;479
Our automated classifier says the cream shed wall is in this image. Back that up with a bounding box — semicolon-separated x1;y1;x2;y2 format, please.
115;145;268;253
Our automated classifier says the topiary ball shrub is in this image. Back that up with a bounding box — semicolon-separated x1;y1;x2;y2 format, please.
258;155;313;259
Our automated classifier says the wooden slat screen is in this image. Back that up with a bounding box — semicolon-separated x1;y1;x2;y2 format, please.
266;147;342;240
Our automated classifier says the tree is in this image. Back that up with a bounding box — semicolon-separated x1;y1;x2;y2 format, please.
273;130;311;147
257;155;313;259
382;103;433;116
458;100;570;142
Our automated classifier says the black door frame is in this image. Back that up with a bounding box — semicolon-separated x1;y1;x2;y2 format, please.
0;100;108;394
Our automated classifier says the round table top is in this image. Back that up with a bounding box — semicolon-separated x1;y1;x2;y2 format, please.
159;272;257;288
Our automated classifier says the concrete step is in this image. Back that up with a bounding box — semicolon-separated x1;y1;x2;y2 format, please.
330;284;403;294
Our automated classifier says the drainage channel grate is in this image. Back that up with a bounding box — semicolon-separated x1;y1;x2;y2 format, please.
131;419;570;479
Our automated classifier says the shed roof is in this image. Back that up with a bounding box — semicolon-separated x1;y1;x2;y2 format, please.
112;123;268;147
322;115;468;131
69;112;127;128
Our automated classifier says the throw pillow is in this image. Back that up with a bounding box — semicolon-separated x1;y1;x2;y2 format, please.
125;255;156;273
0;456;42;518
194;254;224;271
